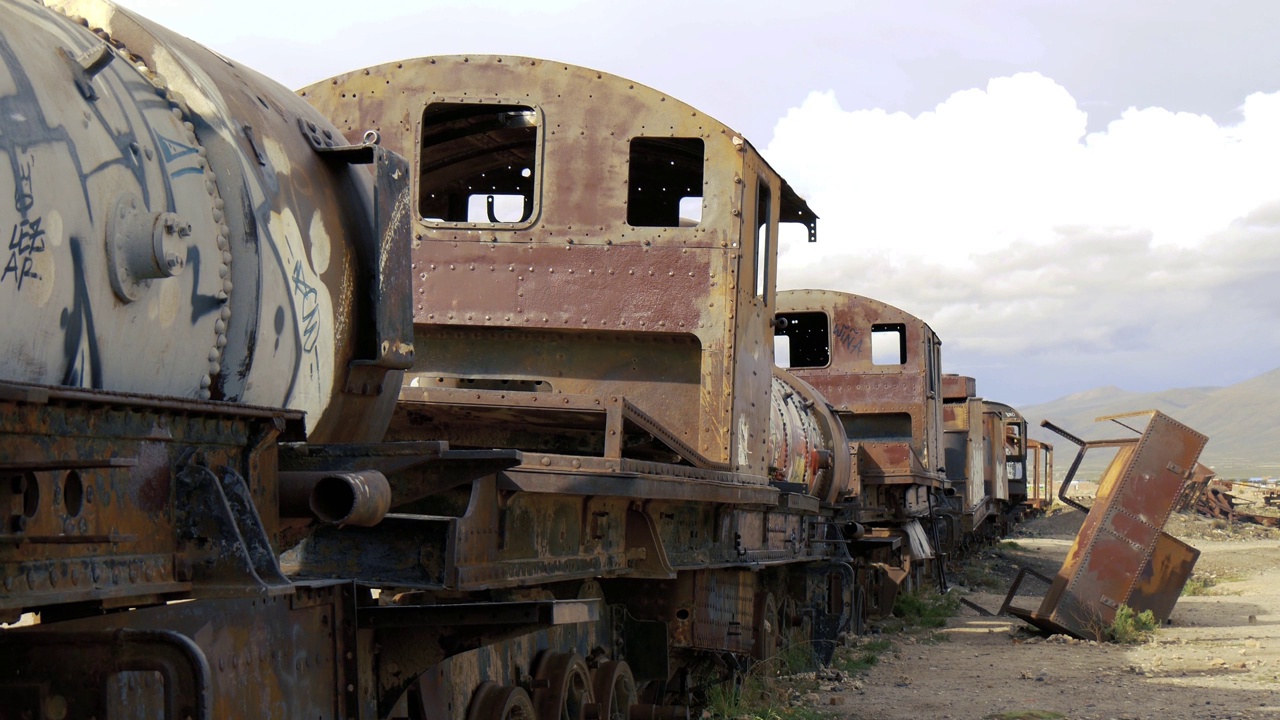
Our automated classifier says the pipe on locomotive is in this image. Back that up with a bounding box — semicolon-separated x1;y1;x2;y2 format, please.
279;471;392;527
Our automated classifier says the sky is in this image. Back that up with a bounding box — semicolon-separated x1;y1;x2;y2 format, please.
115;0;1280;405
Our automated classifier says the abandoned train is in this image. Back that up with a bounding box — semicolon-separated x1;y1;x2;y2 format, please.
0;1;1047;717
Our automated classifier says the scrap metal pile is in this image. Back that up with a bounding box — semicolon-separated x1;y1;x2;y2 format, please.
1182;479;1280;528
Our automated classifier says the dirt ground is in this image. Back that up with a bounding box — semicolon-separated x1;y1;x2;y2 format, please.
819;496;1280;720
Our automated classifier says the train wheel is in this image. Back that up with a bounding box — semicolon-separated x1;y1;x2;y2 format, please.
468;682;536;720
590;660;637;720
778;596;814;667
752;592;780;662
533;652;594;720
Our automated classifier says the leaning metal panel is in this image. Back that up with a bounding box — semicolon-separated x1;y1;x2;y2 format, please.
1005;411;1206;638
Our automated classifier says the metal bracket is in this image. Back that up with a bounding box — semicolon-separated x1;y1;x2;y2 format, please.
176;462;292;595
57;43;114;101
299;120;417;396
298;119;377;164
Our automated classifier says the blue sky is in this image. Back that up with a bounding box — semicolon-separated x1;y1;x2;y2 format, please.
116;0;1280;405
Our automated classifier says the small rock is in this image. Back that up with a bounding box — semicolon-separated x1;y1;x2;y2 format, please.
828;697;844;706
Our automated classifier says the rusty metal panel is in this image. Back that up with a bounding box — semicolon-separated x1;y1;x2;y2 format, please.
302;56;806;473
0;384;303;616
941;374;976;401
0;582;356;719
1006;411;1206;638
982;408;1008;503
1128;531;1199;623
688;569;756;655
941;398;987;513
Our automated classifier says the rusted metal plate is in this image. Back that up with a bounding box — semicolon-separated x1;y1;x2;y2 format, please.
1129;531;1199;622
1007;411;1207;639
0;382;302;615
689;569;756;655
941;374;976;401
942;398;985;512
0;582;356;719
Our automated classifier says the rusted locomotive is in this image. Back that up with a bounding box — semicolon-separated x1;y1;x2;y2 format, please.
773;292;1050;609
0;1;1045;718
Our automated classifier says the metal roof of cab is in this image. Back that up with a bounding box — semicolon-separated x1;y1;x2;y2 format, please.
300;55;816;241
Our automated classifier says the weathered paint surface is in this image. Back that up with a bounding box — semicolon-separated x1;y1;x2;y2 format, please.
6;0;413;443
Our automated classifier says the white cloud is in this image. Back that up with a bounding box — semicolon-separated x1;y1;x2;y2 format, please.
767;76;1280;401
769;74;1280;270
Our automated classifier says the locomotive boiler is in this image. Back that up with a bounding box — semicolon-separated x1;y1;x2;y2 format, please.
0;0;413;442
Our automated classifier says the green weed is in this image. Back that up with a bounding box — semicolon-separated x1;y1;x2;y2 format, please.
832;638;892;674
886;588;960;630
1182;573;1218;596
701;668;825;720
1105;604;1158;644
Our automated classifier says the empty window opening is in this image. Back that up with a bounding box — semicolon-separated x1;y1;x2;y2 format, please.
1004;423;1025;458
420;102;539;224
465;194;527;223
773;311;829;368
627;137;705;227
773;335;792;367
755;181;772;300
678;196;703;225
871;323;906;365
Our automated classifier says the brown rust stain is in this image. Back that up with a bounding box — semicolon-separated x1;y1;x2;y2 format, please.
413;243;713;332
132;442;171;515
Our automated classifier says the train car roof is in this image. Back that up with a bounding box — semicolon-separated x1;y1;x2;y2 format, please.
776;289;937;335
302;55;817;238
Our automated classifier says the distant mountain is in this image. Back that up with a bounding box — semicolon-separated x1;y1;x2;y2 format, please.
1018;367;1280;480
